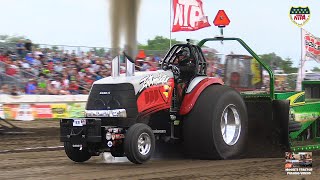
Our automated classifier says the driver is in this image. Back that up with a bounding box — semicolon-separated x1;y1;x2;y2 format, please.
173;48;196;81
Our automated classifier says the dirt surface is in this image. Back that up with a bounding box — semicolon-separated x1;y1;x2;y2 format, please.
0;119;61;151
0;120;319;180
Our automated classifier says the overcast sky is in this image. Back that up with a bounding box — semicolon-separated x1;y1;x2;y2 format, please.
0;0;319;69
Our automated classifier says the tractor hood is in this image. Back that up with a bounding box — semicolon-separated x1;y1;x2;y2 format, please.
93;70;174;94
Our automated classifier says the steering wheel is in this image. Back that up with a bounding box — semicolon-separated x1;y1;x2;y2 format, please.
162;64;180;79
170;65;180;79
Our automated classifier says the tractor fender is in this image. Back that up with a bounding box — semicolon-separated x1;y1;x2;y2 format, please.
179;77;224;115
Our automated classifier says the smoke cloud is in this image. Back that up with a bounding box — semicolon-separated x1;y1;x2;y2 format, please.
109;0;141;57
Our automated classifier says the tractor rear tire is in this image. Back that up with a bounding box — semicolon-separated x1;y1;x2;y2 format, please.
64;142;91;162
183;85;248;159
124;123;155;164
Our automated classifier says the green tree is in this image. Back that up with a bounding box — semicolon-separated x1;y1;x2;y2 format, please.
138;36;181;50
259;53;297;73
282;57;298;74
51;46;59;52
0;35;26;43
92;47;106;57
260;53;282;69
312;67;320;72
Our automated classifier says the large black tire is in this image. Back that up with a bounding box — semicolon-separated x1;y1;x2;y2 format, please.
183;85;248;159
124;123;155;164
64;142;91;162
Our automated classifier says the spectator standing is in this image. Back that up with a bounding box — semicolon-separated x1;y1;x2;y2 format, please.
16;40;25;57
71;50;76;57
24;39;33;52
21;58;30;69
11;85;23;96
33;55;42;67
61;75;69;88
0;84;10;94
83;55;91;64
25;53;35;64
54;61;64;73
0;51;7;62
68;80;79;94
5;63;17;76
38;75;47;93
50;76;62;90
25;79;37;94
52;52;61;63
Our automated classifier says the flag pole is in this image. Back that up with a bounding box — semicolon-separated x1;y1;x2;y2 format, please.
169;0;172;48
300;28;303;86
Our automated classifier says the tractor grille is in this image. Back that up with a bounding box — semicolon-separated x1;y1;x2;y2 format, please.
86;83;137;120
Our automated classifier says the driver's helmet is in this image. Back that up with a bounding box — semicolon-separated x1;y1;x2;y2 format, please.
175;48;190;63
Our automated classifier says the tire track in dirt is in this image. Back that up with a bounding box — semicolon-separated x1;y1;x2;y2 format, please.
0;150;318;180
0;120;318;180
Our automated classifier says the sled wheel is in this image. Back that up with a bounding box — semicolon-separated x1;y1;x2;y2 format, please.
184;85;248;159
64;142;91;162
124;123;155;164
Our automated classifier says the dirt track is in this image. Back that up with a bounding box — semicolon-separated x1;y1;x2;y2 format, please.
0;120;319;180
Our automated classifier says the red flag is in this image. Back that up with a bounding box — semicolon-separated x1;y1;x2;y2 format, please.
172;0;211;32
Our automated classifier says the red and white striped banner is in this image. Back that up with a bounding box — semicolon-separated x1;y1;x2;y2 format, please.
302;29;320;63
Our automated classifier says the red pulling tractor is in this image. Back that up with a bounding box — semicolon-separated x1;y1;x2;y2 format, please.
60;37;292;164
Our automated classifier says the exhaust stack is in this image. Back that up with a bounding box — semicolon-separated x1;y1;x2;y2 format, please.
126;58;135;76
111;56;120;77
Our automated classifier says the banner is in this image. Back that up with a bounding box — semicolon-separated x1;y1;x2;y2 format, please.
68;103;86;118
33;104;53;119
0;104;4;119
1;103;87;120
251;58;262;85
15;104;34;121
3;104;18;119
51;104;68;118
172;0;210;32
302;29;320;63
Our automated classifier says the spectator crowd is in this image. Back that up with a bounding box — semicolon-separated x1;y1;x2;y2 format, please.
0;39;161;95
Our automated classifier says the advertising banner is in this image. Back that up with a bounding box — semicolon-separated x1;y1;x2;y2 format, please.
3;104;18;119
302;29;320;63
15;104;34;121
68;103;86;118
33;104;53;119
1;103;87;120
51;104;68;118
0;104;4;119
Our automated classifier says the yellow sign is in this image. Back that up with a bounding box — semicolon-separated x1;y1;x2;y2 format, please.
251;58;261;85
51;104;68;118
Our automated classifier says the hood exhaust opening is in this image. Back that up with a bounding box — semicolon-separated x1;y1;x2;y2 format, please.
111;55;120;77
124;52;135;77
126;59;135;76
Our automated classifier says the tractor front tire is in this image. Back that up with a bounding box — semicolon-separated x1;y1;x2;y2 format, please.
184;85;248;159
64;142;91;162
124;123;155;164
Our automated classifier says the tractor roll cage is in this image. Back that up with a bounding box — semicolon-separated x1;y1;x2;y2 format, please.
161;43;207;76
197;37;275;99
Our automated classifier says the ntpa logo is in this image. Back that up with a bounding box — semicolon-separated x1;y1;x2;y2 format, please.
289;7;310;27
172;0;210;32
